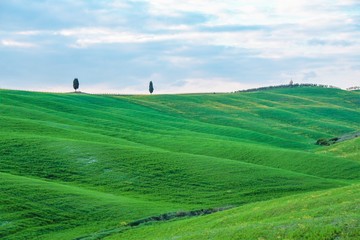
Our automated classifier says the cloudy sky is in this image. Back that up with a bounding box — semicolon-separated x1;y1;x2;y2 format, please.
0;0;359;93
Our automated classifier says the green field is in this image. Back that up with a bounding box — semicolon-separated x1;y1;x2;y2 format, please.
0;87;359;239
110;184;360;240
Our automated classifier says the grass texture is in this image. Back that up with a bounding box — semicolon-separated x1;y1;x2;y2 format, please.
0;87;359;239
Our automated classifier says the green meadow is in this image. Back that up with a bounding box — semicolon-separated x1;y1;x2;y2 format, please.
0;87;359;239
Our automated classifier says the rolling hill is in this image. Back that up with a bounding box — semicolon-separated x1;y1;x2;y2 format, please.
107;184;360;240
0;86;359;239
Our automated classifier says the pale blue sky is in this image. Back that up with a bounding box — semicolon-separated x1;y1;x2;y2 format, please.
0;0;359;93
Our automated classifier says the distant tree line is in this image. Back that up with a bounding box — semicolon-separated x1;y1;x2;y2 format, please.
347;86;360;91
235;83;340;93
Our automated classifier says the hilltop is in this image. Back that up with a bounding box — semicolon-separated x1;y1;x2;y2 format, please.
0;86;359;239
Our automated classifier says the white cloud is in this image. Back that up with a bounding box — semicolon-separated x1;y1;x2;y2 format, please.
1;0;359;92
161;56;203;67
156;78;256;94
1;39;37;48
141;0;357;24
51;26;360;60
7;0;360;60
147;22;193;31
301;67;360;89
15;31;43;36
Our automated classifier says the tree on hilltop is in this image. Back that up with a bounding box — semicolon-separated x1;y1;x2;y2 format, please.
73;78;79;92
149;81;154;94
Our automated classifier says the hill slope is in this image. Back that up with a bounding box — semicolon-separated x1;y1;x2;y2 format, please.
0;87;359;239
108;184;360;240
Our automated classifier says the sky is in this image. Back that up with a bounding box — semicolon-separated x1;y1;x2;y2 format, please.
0;0;359;94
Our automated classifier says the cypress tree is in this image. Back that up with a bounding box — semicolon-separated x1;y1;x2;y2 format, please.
73;78;79;92
149;81;154;94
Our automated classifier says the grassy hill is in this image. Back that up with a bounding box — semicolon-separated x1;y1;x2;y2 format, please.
107;184;360;240
0;87;359;239
318;137;360;162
